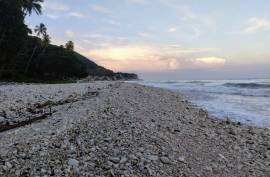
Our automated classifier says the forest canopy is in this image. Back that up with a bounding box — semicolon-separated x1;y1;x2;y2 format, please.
0;0;137;82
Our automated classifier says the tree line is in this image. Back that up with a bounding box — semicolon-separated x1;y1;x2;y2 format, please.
0;0;74;78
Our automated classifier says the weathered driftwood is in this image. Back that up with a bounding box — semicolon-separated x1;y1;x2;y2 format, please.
0;91;99;133
0;113;51;133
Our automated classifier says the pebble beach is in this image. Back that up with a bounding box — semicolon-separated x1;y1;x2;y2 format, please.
0;81;269;177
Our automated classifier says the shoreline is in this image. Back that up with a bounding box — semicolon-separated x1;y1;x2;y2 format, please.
0;81;269;176
133;79;270;128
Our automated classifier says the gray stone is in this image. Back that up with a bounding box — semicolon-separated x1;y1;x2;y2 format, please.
160;157;171;164
15;170;21;176
138;147;144;152
68;158;79;167
41;168;47;173
104;137;112;143
6;162;12;169
109;157;121;164
146;166;153;176
128;154;137;160
178;156;185;163
0;116;5;123
148;155;159;161
120;157;128;164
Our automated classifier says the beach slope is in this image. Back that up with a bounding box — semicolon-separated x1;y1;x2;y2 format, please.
0;82;269;176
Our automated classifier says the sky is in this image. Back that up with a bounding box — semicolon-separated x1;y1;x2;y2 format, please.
26;0;270;80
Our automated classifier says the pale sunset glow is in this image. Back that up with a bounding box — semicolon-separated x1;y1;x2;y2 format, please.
88;45;223;71
195;57;226;67
89;46;154;61
26;0;270;79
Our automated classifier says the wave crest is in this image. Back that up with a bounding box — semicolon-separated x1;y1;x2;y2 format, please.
223;83;270;89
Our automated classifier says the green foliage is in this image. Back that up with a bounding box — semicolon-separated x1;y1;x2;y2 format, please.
0;0;29;77
21;0;43;16
4;37;114;81
0;0;138;82
65;41;74;51
35;23;47;37
42;34;51;48
116;72;138;80
0;0;28;52
24;23;49;75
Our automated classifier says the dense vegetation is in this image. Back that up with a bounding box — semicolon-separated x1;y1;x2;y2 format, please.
0;0;138;82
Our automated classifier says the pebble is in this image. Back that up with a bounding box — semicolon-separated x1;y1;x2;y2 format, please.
5;162;12;169
148;155;159;161
68;159;79;168
178;156;185;163
120;157;128;164
128;154;137;160
0;116;5;123
15;170;20;176
104;137;112;143
218;154;226;160
109;157;121;164
0;82;269;177
160;157;171;164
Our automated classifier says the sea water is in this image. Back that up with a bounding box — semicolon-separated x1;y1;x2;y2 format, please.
135;79;270;127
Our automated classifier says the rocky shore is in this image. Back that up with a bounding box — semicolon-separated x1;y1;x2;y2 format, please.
0;82;269;177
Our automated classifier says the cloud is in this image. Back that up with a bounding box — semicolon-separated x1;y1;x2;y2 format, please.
138;32;154;38
75;44;87;53
51;38;66;46
43;1;70;12
46;12;86;20
244;17;270;33
168;58;180;70
107;20;120;25
65;30;75;38
80;33;131;47
87;44;221;71
91;5;111;14
89;46;153;61
46;14;59;19
68;12;86;18
195;57;226;67
43;1;86;19
127;0;148;5
191;26;202;38
82;33;107;39
160;2;216;37
168;27;177;33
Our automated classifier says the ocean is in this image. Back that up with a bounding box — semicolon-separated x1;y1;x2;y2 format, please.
134;79;270;127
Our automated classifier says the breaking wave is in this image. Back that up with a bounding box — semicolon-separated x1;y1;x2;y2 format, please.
223;83;270;89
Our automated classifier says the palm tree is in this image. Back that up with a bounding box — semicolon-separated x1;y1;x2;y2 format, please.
0;0;29;78
21;0;43;16
24;23;47;75
33;33;50;72
41;33;51;54
34;23;47;37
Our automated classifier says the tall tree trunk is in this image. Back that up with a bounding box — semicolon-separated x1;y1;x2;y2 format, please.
41;46;47;55
35;46;47;73
24;45;38;75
